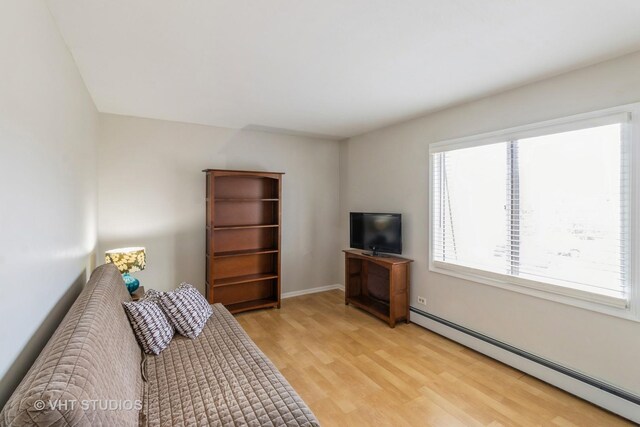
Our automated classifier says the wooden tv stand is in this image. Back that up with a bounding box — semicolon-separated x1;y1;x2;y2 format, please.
343;249;413;328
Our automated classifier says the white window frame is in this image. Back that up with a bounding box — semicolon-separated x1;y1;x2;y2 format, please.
428;103;640;322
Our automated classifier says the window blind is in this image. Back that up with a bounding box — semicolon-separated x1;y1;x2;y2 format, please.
431;119;629;307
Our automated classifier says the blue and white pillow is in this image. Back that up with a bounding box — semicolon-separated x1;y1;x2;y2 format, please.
157;283;213;339
123;291;174;355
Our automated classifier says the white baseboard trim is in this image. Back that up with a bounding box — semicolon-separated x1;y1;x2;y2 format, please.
410;307;640;423
282;284;344;299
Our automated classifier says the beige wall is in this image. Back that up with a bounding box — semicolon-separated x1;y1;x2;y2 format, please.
98;114;341;295
340;51;640;396
0;0;98;408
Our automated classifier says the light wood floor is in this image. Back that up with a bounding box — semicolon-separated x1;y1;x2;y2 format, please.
236;290;632;427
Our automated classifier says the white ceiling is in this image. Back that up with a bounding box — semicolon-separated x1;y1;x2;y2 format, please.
47;0;640;139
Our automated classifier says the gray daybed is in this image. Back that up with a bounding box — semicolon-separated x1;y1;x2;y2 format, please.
0;264;319;426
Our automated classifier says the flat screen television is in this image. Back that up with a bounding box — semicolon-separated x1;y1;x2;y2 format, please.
350;212;402;256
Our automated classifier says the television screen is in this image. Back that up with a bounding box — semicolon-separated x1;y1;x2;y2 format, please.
350;212;402;255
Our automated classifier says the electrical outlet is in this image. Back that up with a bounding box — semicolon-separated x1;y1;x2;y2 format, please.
417;296;426;305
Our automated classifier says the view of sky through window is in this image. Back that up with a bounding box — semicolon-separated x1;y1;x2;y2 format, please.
433;123;625;297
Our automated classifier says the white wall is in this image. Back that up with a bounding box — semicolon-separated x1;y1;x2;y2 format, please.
98;114;341;295
340;52;640;396
0;0;98;408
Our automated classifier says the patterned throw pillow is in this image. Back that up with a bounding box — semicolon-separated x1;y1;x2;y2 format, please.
157;283;213;339
123;292;174;355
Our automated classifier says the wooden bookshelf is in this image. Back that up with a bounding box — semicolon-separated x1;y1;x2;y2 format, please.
204;169;283;314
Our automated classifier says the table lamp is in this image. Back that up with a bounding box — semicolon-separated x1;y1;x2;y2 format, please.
105;247;146;293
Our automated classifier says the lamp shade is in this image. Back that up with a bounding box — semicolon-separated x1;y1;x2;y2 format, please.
105;247;146;274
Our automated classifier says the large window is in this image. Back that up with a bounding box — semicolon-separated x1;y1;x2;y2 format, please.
430;109;636;313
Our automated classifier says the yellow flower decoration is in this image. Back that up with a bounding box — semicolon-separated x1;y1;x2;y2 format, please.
105;247;146;273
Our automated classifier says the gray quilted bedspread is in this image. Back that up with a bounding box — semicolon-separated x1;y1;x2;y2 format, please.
0;265;143;426
140;304;319;427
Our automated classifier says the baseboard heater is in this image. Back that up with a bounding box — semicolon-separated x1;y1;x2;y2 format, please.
409;306;640;421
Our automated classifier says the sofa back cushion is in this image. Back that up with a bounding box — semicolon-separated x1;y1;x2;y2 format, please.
0;264;143;426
